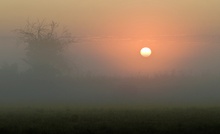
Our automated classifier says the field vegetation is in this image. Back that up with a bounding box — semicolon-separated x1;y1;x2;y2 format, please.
0;107;220;134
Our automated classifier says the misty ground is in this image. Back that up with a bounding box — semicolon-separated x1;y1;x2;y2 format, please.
1;73;220;106
1;72;220;133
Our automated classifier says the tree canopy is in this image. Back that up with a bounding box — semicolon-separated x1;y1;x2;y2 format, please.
16;20;74;77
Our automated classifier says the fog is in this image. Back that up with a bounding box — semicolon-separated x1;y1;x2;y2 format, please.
1;35;220;76
1;34;220;106
1;0;220;107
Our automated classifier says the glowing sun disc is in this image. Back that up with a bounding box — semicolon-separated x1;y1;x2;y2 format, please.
140;47;152;57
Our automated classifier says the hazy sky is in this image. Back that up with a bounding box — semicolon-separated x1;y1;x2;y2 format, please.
1;0;220;75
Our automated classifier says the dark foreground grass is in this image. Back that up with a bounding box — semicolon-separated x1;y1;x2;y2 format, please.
0;107;220;134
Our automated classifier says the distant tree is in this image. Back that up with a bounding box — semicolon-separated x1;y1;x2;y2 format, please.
15;20;74;77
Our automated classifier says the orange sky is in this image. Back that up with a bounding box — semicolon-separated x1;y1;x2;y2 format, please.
68;36;219;76
1;0;220;36
1;0;220;75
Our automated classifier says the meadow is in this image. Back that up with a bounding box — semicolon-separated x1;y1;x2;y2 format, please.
1;72;220;133
0;106;220;134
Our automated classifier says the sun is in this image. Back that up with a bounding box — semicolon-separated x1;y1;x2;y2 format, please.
140;47;152;57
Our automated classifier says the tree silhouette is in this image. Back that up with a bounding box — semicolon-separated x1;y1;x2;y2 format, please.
16;20;74;78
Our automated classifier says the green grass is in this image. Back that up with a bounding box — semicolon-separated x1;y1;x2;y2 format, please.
0;107;220;134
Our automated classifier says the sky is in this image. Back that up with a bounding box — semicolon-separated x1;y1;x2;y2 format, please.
1;0;220;75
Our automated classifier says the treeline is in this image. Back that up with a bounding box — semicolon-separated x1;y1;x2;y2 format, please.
0;66;220;105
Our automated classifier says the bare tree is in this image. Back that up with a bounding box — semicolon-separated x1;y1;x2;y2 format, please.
15;20;74;77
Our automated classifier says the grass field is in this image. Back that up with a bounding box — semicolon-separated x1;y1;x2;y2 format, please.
0;106;220;134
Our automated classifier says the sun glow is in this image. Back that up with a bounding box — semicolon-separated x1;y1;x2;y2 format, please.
140;47;152;57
